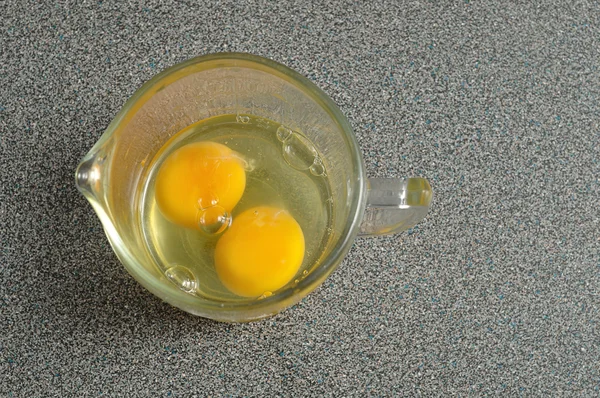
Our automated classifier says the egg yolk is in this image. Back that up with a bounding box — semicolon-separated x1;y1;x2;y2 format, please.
214;206;305;297
155;142;246;230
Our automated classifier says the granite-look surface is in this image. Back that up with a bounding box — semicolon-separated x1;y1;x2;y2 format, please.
1;1;599;396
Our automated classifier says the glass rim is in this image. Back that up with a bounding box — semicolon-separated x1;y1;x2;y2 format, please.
90;52;366;318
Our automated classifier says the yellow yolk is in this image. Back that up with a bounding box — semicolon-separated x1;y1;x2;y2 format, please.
155;142;246;230
214;206;305;297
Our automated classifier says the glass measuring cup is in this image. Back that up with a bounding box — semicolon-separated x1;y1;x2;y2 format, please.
75;53;432;322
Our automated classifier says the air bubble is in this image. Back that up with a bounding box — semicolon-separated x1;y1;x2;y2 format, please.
309;158;326;176
196;205;231;235
276;126;293;142
282;132;319;171
165;265;198;294
236;114;250;124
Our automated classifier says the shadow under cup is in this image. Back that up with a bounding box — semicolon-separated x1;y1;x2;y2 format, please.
77;53;366;322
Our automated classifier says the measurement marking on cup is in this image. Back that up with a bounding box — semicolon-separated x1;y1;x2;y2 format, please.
277;125;325;176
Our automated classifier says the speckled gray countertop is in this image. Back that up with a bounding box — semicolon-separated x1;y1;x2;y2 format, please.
1;1;599;396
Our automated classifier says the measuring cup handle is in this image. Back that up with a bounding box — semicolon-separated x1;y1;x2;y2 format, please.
358;177;433;237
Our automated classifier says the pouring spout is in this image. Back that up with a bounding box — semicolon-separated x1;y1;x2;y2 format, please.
76;156;98;196
75;145;109;202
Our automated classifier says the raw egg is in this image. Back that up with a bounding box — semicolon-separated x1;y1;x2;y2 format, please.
214;206;305;297
155;142;246;230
